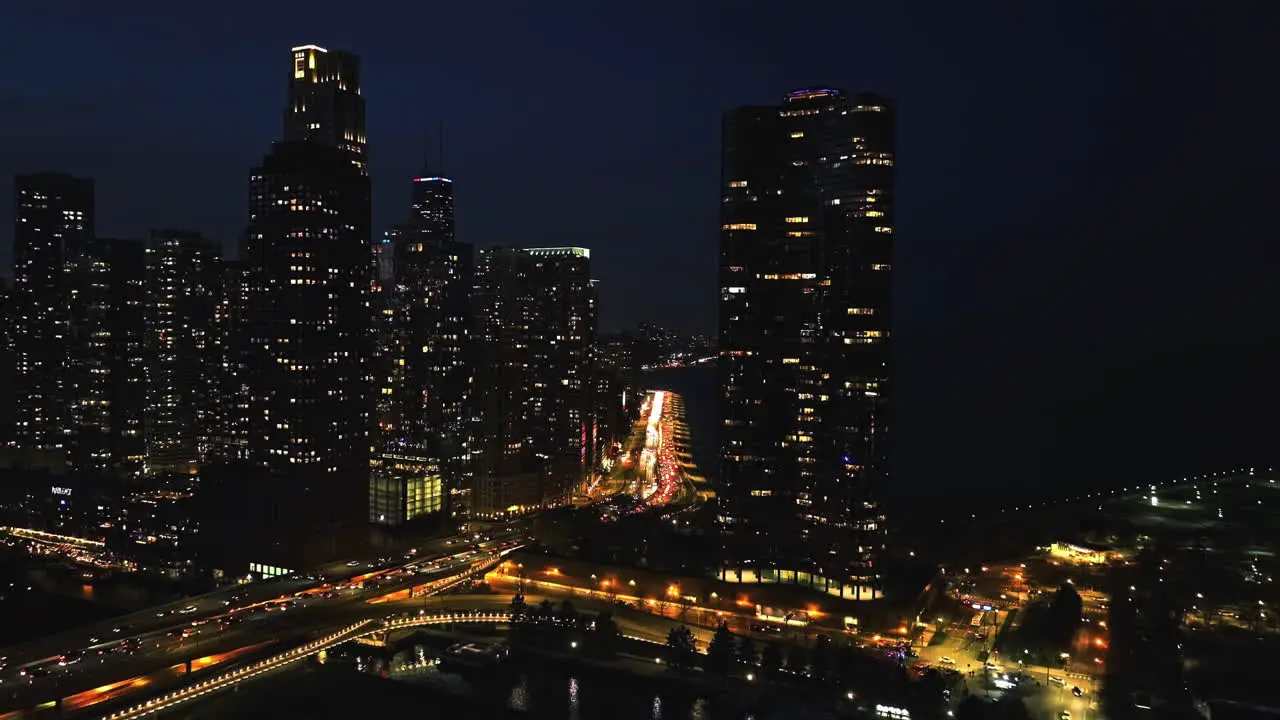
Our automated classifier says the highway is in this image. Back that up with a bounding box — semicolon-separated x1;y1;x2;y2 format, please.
91;598;716;720
0;530;526;717
1;578;712;719
583;389;690;515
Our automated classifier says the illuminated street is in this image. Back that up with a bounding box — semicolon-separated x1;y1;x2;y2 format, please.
583;389;694;512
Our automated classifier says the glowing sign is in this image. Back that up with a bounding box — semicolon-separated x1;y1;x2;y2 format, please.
413;177;453;183
51;487;73;496
787;89;839;102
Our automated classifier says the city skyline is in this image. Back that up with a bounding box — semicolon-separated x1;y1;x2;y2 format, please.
3;4;1274;343
0;9;1274;717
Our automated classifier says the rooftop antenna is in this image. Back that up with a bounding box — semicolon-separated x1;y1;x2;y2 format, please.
420;128;431;176
437;119;445;178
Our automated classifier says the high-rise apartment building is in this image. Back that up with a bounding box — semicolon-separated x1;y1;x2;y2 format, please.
207;259;249;463
233;140;371;568
717;88;894;600
0;278;13;447
377;172;472;525
12;174;94;462
370;232;397;444
285;44;366;170
143;230;222;475
591;330;640;471
80;238;147;476
200;45;371;576
472;247;595;516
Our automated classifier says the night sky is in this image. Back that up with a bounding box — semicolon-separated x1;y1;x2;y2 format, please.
3;2;1277;492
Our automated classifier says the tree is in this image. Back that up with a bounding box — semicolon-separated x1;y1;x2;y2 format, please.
956;695;989;720
1047;583;1084;648
665;626;697;668
592;610;620;656
536;599;555;622
1051;584;1084;624
557;599;579;627
737;635;758;668
993;697;1032;720
510;593;527;616
759;643;782;674
705;622;737;674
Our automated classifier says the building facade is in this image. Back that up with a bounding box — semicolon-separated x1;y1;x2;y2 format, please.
594;331;641;458
11;173;94;465
143;230;222;476
236;140;372;566
378;172;473;524
472;247;595;516
206;259;250;463
717;88;894;599
285;44;366;170
80;238;147;476
201;45;373;576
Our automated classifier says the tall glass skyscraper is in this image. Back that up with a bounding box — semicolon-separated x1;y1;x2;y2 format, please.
372;167;472;527
717;88;894;600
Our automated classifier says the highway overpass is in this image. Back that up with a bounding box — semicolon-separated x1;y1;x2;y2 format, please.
0;534;524;718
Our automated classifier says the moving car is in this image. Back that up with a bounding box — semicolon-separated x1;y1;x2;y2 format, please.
940;656;958;665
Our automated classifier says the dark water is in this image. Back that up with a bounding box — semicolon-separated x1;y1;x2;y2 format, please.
318;644;840;720
644;345;1280;501
0;559;128;647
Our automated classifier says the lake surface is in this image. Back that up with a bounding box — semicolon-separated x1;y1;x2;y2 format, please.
188;641;847;720
0;559;125;647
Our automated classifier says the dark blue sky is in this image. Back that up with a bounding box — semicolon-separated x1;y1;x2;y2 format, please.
3;0;1273;341
2;2;1278;491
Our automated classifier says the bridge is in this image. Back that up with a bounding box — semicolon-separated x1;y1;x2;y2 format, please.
0;527;106;550
98;601;695;720
100;611;517;719
0;533;523;718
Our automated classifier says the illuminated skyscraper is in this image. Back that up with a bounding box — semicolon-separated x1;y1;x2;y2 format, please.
207;259;249;463
11;173;93;462
284;44;366;170
80;238;147;476
718;88;894;599
143;230;222;475
375;168;471;526
234;141;371;567
202;45;372;574
473;247;595;516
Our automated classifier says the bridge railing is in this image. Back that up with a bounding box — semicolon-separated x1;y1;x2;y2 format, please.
100;612;515;720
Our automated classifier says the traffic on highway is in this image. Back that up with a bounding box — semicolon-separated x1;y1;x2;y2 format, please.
0;526;527;716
